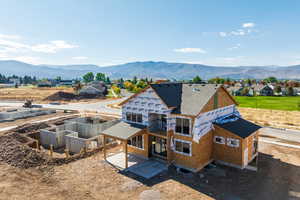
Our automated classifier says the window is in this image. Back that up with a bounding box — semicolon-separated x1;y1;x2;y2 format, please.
227;138;239;148
252;136;258;155
128;135;144;149
126;112;143;123
174;139;191;156
175;118;190;135
214;136;225;144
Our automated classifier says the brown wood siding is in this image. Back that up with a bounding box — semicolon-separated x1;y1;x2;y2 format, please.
212;125;245;166
171;130;213;170
200;87;236;114
246;131;259;163
127;130;149;158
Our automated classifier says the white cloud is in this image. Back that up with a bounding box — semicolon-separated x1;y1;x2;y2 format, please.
72;56;88;60
231;29;246;36
31;40;78;53
174;48;206;54
242;22;255;28
228;43;241;51
219;22;256;38
219;32;227;37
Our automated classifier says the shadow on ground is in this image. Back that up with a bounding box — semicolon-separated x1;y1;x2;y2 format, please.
119;153;300;200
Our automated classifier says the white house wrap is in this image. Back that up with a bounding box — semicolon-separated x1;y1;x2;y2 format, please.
122;88;172;126
192;105;240;143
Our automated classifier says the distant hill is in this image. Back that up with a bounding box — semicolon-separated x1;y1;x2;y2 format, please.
0;60;299;80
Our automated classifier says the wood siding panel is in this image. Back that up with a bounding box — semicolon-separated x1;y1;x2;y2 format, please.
212;126;244;166
127;130;149;158
171;130;213;170
200;87;236;114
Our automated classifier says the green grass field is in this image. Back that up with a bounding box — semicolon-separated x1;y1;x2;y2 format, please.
234;96;300;111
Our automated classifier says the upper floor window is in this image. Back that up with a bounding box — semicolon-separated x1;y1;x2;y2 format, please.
126;112;143;123
175;118;190;135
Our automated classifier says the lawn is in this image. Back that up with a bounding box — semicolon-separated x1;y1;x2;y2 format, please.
234;96;300;111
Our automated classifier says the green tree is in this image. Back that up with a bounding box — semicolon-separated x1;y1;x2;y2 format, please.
132;76;138;84
95;73;106;81
192;76;202;83
83;72;94;83
105;77;111;84
274;85;282;94
264;76;278;83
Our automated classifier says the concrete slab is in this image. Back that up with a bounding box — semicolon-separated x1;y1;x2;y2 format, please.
127;160;168;179
106;152;147;169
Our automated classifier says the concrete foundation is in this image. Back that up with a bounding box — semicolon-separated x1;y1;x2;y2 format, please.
0;108;55;122
40;116;119;153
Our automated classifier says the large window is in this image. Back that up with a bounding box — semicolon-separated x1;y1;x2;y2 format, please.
174;139;191;156
128;135;144;149
175;118;190;135
126;112;143;123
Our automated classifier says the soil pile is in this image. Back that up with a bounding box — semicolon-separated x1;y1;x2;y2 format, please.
44;91;77;101
0;134;47;168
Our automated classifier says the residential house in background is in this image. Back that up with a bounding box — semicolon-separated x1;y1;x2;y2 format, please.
57;80;74;87
255;85;274;96
102;83;261;172
79;81;107;97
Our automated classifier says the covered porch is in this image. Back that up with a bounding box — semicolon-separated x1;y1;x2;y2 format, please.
102;121;168;179
102;121;147;169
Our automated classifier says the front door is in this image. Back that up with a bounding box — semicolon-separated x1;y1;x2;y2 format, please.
150;136;167;159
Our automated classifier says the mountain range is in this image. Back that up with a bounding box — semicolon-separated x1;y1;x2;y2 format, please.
0;60;299;80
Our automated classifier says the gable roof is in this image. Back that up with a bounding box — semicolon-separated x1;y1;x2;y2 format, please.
214;118;261;138
151;83;224;116
120;83;237;117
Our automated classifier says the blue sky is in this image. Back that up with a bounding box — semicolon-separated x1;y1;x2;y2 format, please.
0;0;299;66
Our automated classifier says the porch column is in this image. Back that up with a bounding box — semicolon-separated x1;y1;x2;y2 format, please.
167;130;172;164
124;140;128;168
103;135;106;160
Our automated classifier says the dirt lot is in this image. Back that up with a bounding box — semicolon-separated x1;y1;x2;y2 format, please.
0;87;108;103
0;87;74;101
0;140;299;200
239;107;300;131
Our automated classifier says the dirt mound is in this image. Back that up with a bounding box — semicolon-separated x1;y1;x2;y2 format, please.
0;134;48;168
44;91;77;101
13;123;50;134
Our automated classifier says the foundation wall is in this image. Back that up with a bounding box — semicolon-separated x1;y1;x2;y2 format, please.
0;109;55;122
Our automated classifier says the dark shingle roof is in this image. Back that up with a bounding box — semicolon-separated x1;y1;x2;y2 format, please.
150;83;222;116
102;121;146;140
214;118;261;138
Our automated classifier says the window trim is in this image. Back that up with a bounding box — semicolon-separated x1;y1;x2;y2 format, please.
214;136;225;144
226;138;240;148
128;135;144;150
175;117;192;137
174;139;192;156
125;112;143;124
